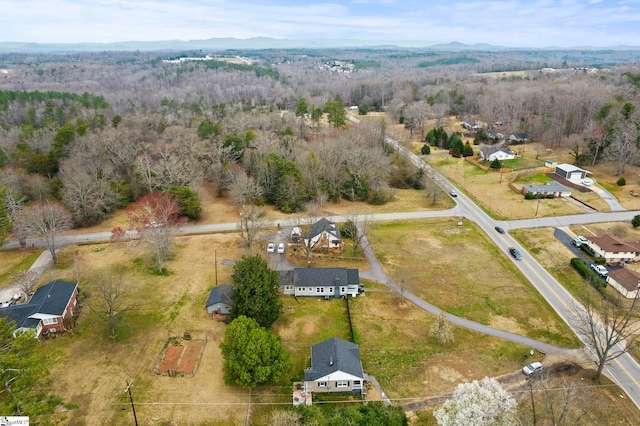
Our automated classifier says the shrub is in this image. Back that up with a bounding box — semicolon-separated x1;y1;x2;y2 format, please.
617;176;626;186
524;192;535;200
421;144;431;155
594;257;606;265
570;258;607;293
450;148;462;158
632;215;640;228
580;243;595;256
490;158;502;169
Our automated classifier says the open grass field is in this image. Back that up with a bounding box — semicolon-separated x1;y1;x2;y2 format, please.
426;154;587;220
0;247;42;287
367;219;580;348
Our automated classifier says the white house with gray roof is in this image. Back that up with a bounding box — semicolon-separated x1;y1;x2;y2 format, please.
303;218;343;251
205;284;233;315
522;181;572;198
479;144;516;161
281;268;361;298
304;337;365;394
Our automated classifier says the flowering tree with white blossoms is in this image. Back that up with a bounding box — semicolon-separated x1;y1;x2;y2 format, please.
434;377;518;426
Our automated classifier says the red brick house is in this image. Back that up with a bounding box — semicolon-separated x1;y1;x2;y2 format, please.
0;280;79;337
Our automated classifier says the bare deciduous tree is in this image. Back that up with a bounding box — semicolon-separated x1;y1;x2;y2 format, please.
91;273;137;338
604;119;640;176
521;376;590;426
342;213;372;257
10;270;38;299
424;176;441;206
13;200;72;264
237;204;266;249
60;158;119;227
228;168;264;206
575;295;640;383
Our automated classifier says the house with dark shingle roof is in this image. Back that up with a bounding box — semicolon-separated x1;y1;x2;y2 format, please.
281;268;360;298
606;268;640;299
205;284;233;315
462;119;482;130
304;337;365;394
0;280;78;337
586;234;640;264
304;218;343;251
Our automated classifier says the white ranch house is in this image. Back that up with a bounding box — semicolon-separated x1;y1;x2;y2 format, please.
585;234;640;264
304;337;365;394
281;268;361;298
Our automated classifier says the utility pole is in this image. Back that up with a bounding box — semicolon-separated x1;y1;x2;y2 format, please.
125;380;138;426
535;197;541;217
214;248;218;287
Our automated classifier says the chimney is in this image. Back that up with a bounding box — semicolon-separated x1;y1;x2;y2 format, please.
329;356;334;366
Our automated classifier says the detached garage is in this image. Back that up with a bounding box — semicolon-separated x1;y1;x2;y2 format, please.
554;163;589;181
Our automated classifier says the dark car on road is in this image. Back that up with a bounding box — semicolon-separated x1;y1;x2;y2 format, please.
495;226;505;234
509;247;522;260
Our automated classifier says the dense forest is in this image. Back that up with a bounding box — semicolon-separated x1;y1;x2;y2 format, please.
1;48;639;243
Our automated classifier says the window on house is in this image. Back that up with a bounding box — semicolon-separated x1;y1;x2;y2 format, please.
353;380;361;385
336;381;349;387
42;318;57;325
341;287;345;293
317;382;327;387
317;287;324;293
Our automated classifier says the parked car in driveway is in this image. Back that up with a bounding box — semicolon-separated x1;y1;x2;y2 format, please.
277;243;286;254
590;263;608;277
509;247;522;260
495;226;505;234
522;361;543;376
267;242;275;253
582;179;592;186
571;236;588;247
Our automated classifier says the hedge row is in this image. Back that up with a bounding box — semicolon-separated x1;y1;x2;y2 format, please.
570;258;607;293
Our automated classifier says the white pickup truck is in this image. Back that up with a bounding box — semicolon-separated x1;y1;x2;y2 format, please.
590;263;608;277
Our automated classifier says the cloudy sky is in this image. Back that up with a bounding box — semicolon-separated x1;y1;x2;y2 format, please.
1;0;639;47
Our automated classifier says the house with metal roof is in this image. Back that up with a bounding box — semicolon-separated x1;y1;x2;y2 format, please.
205;284;233;315
554;163;590;181
281;268;361;298
304;337;365;394
0;280;78;337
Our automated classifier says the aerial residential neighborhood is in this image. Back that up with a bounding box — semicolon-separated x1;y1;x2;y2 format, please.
1;27;640;426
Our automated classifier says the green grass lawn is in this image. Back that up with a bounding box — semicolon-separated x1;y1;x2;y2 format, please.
0;248;43;288
368;219;580;348
514;173;553;184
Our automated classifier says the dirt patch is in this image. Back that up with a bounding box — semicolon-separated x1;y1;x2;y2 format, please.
155;339;206;376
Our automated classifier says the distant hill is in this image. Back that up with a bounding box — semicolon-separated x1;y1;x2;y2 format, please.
0;37;638;53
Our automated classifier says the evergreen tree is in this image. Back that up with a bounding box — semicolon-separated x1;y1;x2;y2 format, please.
230;255;282;328
220;316;291;388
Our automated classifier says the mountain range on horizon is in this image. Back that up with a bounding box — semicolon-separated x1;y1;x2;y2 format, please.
0;37;639;54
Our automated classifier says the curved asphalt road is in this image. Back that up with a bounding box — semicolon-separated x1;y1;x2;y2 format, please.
3;118;640;408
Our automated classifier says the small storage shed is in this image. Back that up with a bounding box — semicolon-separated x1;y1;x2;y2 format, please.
206;284;233;315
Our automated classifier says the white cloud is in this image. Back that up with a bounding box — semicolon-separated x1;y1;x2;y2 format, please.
0;0;638;47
